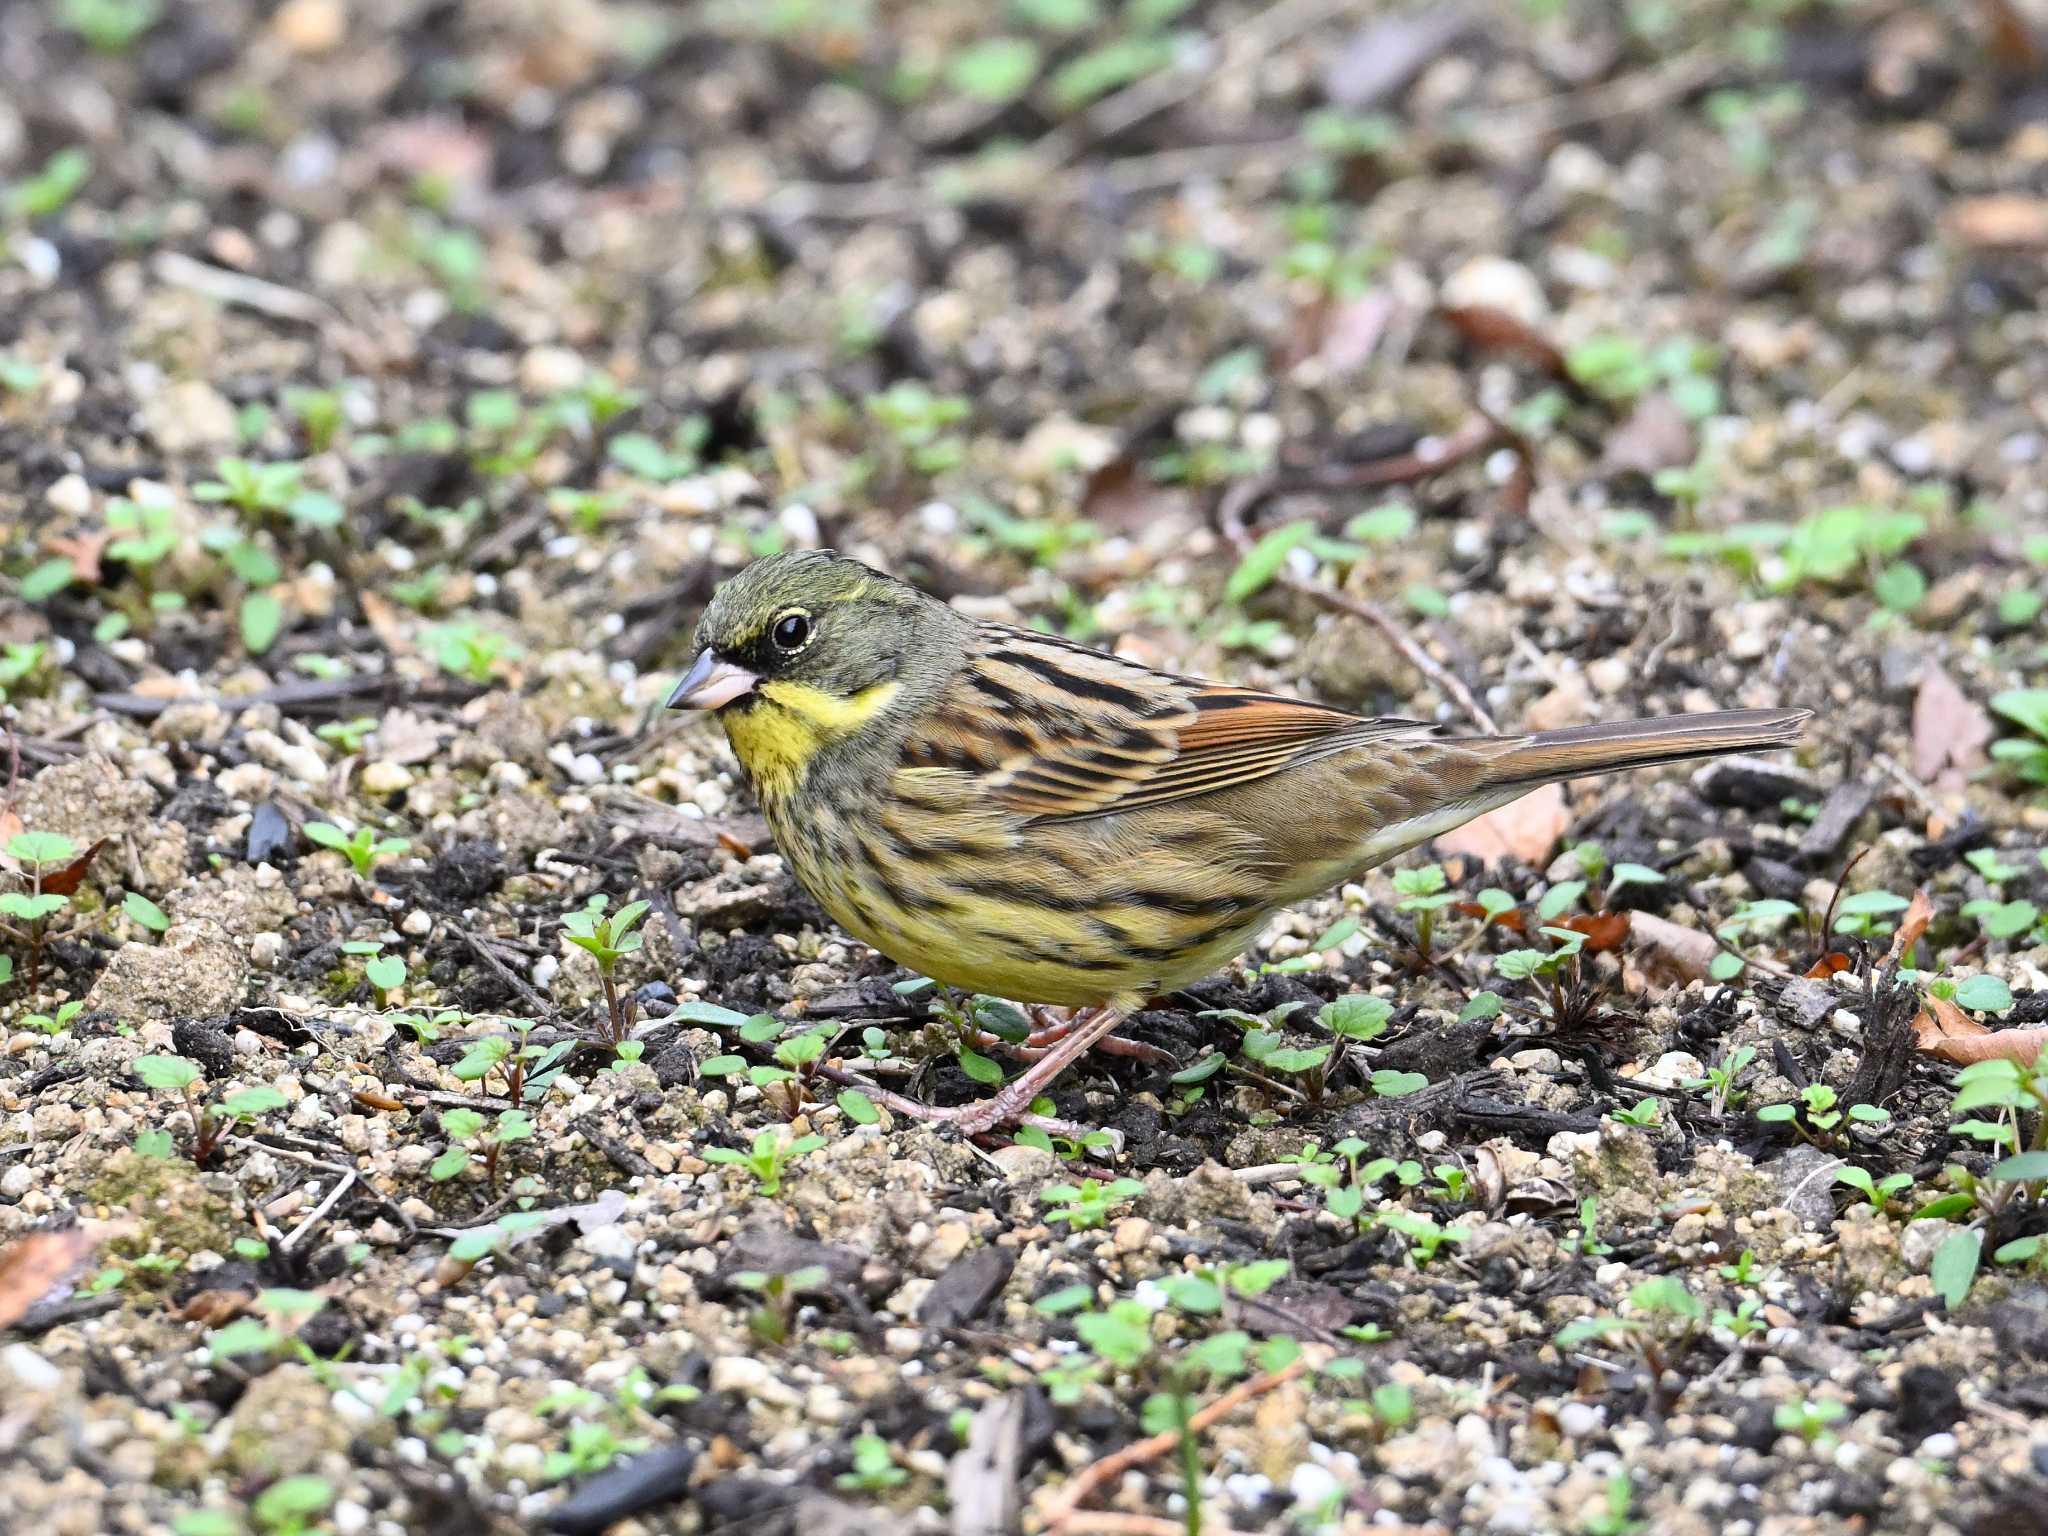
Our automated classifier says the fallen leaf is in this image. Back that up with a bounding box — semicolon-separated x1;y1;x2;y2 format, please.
1624;911;1719;987
1439;304;1569;378
1318;291;1396;375
0;1221;129;1328
1432;783;1569;866
1557;911;1631;953
1322;3;1479;108
1887;889;1934;965
37;839;106;897
1600;391;1695;478
174;1289;256;1327
369;709;446;767
1454;901;1525;931
1915;992;2045;1063
1806;952;1853;979
357;590;413;658
1912;666;1992;789
369;116;491;197
44;529;114;586
1946;195;2048;250
1980;0;2042;72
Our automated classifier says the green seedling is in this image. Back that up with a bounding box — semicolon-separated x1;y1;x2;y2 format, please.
303;820;410;877
22;1000;84;1035
1834;1164;1913;1213
702;1127;826;1197
1990;690;2048;788
59;0;162;52
1773;1396;1848;1446
1392;864;1455;960
1041;1177;1145;1231
562;893;649;1044
421;619;518;684
731;1264;829;1345
1757;1083;1888;1146
2;830;82;988
132;1054;287;1166
836;1434;910;1492
1682;1044;1757;1115
431;1105;533;1189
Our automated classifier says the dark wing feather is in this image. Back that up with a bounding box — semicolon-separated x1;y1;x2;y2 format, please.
903;623;1436;821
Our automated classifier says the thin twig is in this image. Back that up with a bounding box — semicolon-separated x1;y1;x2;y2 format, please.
279;1170;356;1253
152;250;338;327
1054;1516;1255;1536
1045;1360;1308;1529
448;921;558;1020
1217;469;1500;733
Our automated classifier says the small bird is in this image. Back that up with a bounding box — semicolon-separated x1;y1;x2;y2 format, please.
670;550;1809;1132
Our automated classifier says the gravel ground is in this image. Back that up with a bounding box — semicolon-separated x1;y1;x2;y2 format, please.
3;2;2048;1534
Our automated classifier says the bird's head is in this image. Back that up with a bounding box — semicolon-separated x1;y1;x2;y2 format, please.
667;550;940;719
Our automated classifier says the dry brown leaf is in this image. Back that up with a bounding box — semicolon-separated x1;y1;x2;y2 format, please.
1439;304;1569;378
358;590;413;658
1888;889;1934;965
0;1221;129;1328
1557;911;1631;953
1600;391;1695;478
44;529;114;586
1455;900;1524;931
1318;292;1396;375
1433;783;1569;867
1947;195;2048;250
1912;666;1992;789
1915;995;2046;1063
1980;0;2043;71
1624;910;1719;987
37;839;106;897
174;1288;256;1327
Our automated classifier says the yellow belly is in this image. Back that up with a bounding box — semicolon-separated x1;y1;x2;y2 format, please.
761;788;1264;1011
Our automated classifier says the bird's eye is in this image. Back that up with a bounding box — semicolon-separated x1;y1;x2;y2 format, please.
771;611;812;653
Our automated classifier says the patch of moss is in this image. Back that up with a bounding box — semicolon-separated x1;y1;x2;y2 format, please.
86;1147;239;1280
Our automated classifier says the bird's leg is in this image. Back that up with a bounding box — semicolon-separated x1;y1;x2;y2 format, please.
969;1004;1175;1066
829;1005;1129;1136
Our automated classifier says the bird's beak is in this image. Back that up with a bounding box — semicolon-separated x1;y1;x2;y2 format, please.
667;649;760;711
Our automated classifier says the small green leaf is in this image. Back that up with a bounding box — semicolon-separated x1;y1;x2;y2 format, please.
122;890;171;933
1990;1151;2048;1183
957;1049;1004;1086
220;1085;288;1119
240;589;286;653
836;1089;880;1125
7;830;78;866
1953;975;2015;1014
134;1054;201;1091
1225;521;1313;604
20;558;75;602
948;35;1042;100
667;1001;753;1028
1930;1227;1984;1310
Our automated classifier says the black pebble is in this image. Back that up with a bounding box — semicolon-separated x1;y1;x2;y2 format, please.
545;1444;699;1535
247;802;293;864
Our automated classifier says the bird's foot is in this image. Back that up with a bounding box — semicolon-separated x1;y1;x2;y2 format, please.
971;1004;1174;1067
832;1005;1128;1137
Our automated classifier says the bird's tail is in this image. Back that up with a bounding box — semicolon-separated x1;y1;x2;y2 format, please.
1470;708;1811;790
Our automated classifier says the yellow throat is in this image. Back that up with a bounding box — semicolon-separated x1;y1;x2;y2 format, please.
719;679;900;800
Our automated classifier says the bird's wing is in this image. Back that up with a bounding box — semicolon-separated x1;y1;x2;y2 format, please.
899;623;1433;820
